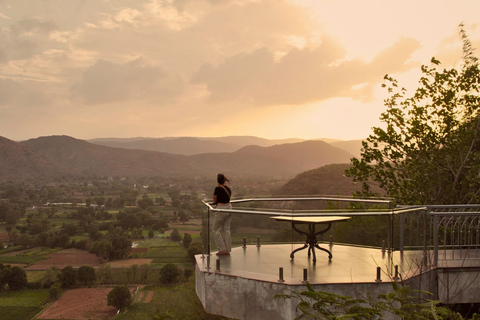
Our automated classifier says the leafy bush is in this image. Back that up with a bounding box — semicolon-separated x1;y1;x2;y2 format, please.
107;285;132;311
276;282;480;320
160;263;180;284
170;229;182;242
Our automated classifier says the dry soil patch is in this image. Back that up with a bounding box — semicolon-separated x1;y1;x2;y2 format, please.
36;287;118;320
26;248;103;270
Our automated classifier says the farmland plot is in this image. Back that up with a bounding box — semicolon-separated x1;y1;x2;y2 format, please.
0;289;49;320
36;287;131;320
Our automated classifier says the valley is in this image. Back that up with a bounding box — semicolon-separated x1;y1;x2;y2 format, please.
0;135;364;320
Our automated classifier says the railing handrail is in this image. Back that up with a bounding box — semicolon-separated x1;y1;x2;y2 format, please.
202;197;480;267
230;196;393;204
202;197;424;217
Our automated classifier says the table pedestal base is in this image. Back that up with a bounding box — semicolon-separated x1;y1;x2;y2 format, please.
290;222;332;263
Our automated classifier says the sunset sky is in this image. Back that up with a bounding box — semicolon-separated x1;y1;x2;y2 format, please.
1;0;479;142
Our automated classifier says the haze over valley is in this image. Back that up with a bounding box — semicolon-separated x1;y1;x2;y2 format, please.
0;134;362;184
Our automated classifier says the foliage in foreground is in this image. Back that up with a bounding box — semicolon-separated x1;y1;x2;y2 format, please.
346;25;480;205
275;282;480;320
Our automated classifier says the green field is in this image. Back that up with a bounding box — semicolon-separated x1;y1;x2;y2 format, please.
0;289;49;320
0;215;229;320
113;281;227;320
0;247;59;265
138;242;192;266
25;270;46;283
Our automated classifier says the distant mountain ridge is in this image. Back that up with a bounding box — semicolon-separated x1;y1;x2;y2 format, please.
0;136;73;182
0;135;358;182
88;136;306;155
88;136;363;157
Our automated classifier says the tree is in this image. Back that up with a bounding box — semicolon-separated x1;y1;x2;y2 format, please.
160;263;180;284
178;211;188;223
107;285;132;311
41;267;60;288
7;266;28;290
49;282;62;301
58;265;77;288
17;234;33;248
92;239;114;260
77;265;96;285
346;26;480;205
182;233;192;248
109;234;132;259
156;196;166;206
170;228;182;242
186;242;203;262
87;223;101;240
138;194;154;210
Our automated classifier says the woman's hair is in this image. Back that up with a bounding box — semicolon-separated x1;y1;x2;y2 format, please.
217;173;229;184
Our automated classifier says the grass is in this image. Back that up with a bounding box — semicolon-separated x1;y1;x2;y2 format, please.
141;245;192;266
134;237;178;248
113;280;228;320
0;289;50;320
0;247;59;265
131;238;193;266
25;270;46;283
47;217;79;226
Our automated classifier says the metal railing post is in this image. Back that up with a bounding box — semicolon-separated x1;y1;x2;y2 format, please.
433;214;439;267
207;207;211;256
399;213;404;256
302;269;308;283
375;267;382;282
278;267;285;283
423;209;428;267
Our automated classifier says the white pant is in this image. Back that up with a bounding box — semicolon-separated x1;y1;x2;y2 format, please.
213;203;232;252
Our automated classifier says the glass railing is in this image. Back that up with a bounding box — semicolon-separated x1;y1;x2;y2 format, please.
201;196;397;253
201;197;480;269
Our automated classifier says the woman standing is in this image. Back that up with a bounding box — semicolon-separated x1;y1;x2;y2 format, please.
213;173;232;256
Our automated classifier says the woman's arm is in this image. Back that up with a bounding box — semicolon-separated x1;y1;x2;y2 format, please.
213;194;217;204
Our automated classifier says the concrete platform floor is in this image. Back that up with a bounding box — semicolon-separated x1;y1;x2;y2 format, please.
196;243;429;286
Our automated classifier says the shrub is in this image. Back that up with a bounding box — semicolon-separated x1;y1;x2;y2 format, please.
186;242;203;262
107;285;132;311
49;283;62;301
160;263;180;284
170;229;182;242
182;233;192;248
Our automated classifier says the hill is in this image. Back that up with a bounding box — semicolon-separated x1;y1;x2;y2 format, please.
0;135;354;181
276;164;360;197
21;135;194;177
276;163;385;198
0;135;357;182
0;136;73;182
88;136;305;155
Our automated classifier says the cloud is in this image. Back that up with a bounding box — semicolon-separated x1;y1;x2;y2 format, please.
10;18;58;35
0;17;59;63
72;58;184;105
0;78;51;107
0;0;476;142
192;36;421;106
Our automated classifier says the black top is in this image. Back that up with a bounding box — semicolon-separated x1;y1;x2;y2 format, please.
214;185;231;204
